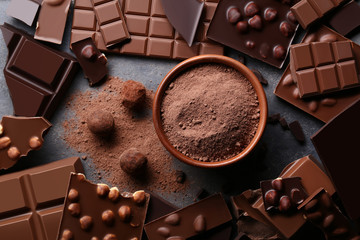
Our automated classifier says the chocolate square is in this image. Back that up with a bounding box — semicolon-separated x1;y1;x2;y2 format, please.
316;65;339;93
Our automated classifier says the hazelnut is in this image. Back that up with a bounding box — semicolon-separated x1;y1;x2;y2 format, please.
264;190;278;208
244;2;259;17
61;229;74;240
227;7;241;23
133;190;146;205
280;21;293;37
102;210;115;226
80;216;93;231
0;124;3;136
68;203;81;217
245;40;255;49
68;189;79;202
279;195;291;212
29;136;42;150
118;205;132;222
87;110;114;136
97;184;110;198
108;187;120;202
119;148;148;176
103;234;118;240
264;8;277;22
273;45;286;60
287;11;297;23
236;21;248;33
122;80;146;109
7;147;20;160
81;45;97;61
271;178;283;191
248;15;262;30
0;136;11;150
260;43;270;59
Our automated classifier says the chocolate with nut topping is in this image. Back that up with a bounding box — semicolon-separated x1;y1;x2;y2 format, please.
0;116;51;170
57;173;149;240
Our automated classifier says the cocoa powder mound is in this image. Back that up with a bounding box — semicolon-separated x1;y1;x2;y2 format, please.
62;76;188;194
161;64;260;162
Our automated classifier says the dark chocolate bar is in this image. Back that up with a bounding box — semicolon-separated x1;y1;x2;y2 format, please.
311;99;360;221
71;38;108;86
0;116;51;170
274;25;360;123
34;0;71;44
6;0;40;26
91;0;130;47
328;0;360;36
57;173;150;240
290;0;347;29
290;40;359;98
144;194;232;240
1;23;79;119
0;157;84;240
207;0;299;68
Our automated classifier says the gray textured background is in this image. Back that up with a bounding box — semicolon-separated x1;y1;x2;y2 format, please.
0;0;358;208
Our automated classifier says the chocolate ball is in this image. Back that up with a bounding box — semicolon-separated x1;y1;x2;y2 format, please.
122;80;146;109
119;148;148;176
87;110;114;136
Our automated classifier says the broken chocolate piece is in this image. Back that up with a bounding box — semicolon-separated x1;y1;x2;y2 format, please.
288;121;305;143
0;116;51;170
6;0;40;26
328;0;360;36
251;69;268;85
279;117;289;130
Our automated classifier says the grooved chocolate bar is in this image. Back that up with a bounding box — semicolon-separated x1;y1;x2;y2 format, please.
1;23;79;119
91;0;130;47
328;0;360;36
6;0;40;26
144;194;232;240
291;0;347;29
57;173;150;240
290;40;360;98
274;25;360;123
0;157;84;240
70;0;223;60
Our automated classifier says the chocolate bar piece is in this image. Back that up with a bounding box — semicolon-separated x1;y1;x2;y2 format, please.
70;0;223;60
34;0;71;44
328;0;360;36
274;25;360;123
161;0;204;46
57;173;150;240
207;0;299;68
91;0;130;47
0;116;51;170
288;120;305;143
6;0;40;26
261;177;307;213
290;40;360;98
0;157;84;240
71;38;108;86
231;155;336;239
1;23;79;119
299;188;360;239
144;194;232;240
311;99;360;220
290;0;347;29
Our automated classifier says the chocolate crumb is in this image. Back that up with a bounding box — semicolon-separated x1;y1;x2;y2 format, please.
81;155;87;160
267;113;280;124
289;121;305;143
279;117;289;130
251;69;268;85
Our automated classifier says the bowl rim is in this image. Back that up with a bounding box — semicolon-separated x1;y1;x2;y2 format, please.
153;54;268;168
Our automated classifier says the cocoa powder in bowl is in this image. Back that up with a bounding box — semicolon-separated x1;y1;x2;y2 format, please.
161;63;260;162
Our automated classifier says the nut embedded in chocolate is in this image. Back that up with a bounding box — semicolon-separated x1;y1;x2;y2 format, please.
236;21;248;33
248;15;262;30
102;209;115;226
264;8;277;22
323;214;335;229
108;187;120;202
279;21;293;37
193;214;206;233
7;147;20;160
81;45;97;61
122;80;146;109
264;189;278;208
29;136;42;150
68;203;81;217
319;34;337;43
291;188;304;205
164;213;181;225
157;227;170;237
278;195;291;212
68;189;79;202
0;124;3;136
273;45;286;60
167;237;185;240
227;7;241;23
87;110;114;136
61;229;74;240
287;11;297;23
0;136;11;150
133;190;146;205
245;40;255;49
244;2;259;17
97;183;110;198
118;205;131;222
271;178;283;191
119;148;148;176
80;215;93;231
103;233;117;240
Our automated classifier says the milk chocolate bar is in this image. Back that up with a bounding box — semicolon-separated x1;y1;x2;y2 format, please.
1;23;79;119
0;116;51;170
57;173;150;240
0;157;84;240
71;38;108;86
311;99;360;221
91;0;130;47
290;0;347;29
144;194;232;240
274;25;360;123
34;0;71;44
6;0;40;26
207;0;299;68
290;40;360;98
328;0;360;36
70;0;223;60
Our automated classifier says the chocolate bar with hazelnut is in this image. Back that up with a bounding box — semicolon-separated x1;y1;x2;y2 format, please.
0;116;51;170
0;157;84;240
57;173;150;240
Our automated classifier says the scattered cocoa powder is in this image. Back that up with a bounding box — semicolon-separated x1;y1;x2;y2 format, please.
161;63;260;162
63;76;188;194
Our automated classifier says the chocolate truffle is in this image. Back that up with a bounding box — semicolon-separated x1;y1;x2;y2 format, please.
119;148;147;175
122;80;146;109
87;110;114;136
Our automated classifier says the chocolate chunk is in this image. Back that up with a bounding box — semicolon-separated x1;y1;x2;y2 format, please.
288;121;305;143
328;1;360;36
0;157;84;240
194;188;210;202
122;80;146;109
0;23;79;119
0;116;51;169
86;110;114;136
71;38;108;86
267;113;281;124
251;69;268;85
119;148;148;176
279;117;289;130
6;0;40;26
